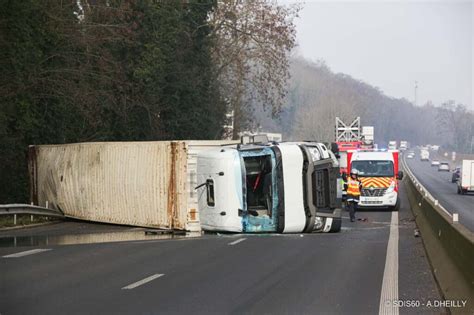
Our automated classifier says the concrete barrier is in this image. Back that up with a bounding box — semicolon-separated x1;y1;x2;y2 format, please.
402;157;474;314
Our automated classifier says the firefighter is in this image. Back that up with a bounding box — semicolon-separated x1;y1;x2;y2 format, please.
344;169;362;222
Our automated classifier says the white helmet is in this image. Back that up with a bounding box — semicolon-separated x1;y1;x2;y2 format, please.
350;169;359;175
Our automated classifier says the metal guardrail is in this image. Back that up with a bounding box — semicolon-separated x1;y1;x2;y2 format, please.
0;204;64;218
401;155;455;220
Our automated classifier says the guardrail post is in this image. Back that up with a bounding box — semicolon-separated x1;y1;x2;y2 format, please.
30;215;34;222
13;214;17;225
453;213;459;223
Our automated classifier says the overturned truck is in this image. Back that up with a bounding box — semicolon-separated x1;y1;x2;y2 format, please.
198;140;341;233
28;139;341;233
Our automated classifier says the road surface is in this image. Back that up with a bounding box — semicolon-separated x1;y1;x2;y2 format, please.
405;155;474;231
0;183;445;315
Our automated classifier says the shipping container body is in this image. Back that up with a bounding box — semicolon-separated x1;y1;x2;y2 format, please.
458;160;474;194
197;142;341;233
346;150;401;209
28;141;236;230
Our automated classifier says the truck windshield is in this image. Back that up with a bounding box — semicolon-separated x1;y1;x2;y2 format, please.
351;160;394;177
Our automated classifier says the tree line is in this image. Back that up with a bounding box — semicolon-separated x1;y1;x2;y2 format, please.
3;1;469;204
254;57;473;153
0;0;299;203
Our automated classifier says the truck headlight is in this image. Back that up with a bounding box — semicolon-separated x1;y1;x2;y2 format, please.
314;216;324;230
386;181;396;194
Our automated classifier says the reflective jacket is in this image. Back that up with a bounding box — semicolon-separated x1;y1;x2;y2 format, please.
344;178;362;201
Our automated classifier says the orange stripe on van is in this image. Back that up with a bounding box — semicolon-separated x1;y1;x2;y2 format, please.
360;177;393;188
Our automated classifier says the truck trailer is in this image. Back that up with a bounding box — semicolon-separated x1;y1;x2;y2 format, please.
457;160;474;194
28;141;237;232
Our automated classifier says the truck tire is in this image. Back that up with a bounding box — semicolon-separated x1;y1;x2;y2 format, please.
329;217;342;233
390;199;400;211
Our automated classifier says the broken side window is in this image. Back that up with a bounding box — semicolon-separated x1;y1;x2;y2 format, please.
243;155;273;217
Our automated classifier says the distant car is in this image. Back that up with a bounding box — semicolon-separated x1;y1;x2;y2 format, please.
452;166;461;183
438;162;449;172
406;153;414;159
431;160;440;166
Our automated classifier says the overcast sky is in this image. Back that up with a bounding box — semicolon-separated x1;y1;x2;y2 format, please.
280;0;473;109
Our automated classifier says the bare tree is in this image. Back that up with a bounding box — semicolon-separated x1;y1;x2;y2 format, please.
436;101;473;152
209;0;300;138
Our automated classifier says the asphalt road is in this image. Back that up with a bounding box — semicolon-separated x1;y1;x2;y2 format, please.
0;183;446;315
405;154;474;231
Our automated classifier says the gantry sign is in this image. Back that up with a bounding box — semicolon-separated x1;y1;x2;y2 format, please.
335;117;361;142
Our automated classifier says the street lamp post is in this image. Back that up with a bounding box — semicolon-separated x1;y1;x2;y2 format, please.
414;81;418;106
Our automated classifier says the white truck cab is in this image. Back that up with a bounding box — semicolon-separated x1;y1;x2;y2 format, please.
197;140;341;233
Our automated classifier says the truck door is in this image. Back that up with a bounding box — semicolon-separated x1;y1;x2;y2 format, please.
239;148;280;233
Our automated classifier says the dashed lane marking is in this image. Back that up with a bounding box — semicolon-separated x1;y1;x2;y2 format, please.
122;274;164;290
3;249;52;258
228;238;247;246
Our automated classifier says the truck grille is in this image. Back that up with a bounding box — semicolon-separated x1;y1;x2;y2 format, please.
361;188;387;197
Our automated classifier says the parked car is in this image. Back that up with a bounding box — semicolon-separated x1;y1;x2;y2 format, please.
438;162;449;172
431;160;440;166
452;166;461;183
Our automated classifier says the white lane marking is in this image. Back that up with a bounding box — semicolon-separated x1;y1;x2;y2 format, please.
378;211;399;315
228;238;246;246
3;248;52;258
122;274;164;290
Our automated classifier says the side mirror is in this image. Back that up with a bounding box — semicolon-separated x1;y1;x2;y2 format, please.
397;171;404;180
342;172;347;181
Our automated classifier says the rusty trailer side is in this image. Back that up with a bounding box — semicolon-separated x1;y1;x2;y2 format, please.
28;141;235;230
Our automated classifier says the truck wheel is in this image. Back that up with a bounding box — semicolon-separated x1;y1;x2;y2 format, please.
329;217;341;233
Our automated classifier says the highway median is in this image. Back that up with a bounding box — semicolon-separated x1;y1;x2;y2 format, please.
402;156;474;314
